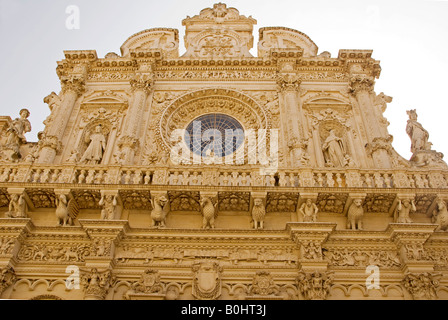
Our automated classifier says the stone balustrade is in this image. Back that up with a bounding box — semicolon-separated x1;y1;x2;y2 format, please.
0;164;446;189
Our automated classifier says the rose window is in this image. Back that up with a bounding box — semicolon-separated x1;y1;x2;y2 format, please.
185;113;245;157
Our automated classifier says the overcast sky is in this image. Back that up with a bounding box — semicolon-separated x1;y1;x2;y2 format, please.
0;0;447;161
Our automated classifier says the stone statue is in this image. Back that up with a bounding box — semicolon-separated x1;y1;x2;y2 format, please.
199;196;218;229
55;194;79;226
394;199;416;224
406;109;431;153
432;199;448;231
346;199;364;230
80;125;107;165
149;195;170;228
322;129;346;167
251;198;266;229
299;199;318;222
4;109;31;160
99;195;118;220
5;193;27;218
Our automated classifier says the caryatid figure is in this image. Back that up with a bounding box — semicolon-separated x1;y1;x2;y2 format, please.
299;199;319;222
394;199;416;224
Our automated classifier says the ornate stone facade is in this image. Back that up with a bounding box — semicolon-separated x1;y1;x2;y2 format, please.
0;3;447;300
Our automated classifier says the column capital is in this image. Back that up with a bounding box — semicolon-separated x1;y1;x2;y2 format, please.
60;75;86;96
348;75;375;96
276;73;301;92
130;73;154;94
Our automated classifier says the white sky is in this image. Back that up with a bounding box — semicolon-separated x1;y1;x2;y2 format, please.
0;0;447;161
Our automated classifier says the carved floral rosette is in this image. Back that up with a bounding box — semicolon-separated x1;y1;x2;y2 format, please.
250;271;278;296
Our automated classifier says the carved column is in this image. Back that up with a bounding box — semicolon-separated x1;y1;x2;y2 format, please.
80;267;115;300
118;70;153;164
37;75;86;164
349;75;391;168
277;73;303;167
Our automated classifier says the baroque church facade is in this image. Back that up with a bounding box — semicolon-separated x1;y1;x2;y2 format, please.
0;3;448;300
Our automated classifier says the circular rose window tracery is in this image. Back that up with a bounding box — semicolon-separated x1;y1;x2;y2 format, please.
185;113;245;157
156;89;270;156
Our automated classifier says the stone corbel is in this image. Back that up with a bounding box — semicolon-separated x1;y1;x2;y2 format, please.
79;218;129;270
386;223;437;273
0;218;33;269
286;222;336;272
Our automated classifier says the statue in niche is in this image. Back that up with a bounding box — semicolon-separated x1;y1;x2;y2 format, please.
80;125;107;165
299;199;318;222
4;109;31;160
406;109;431;154
322;129;346;167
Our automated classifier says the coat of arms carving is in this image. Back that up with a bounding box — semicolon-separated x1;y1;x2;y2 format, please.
192;261;223;300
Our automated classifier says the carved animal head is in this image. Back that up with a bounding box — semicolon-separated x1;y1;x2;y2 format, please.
352;199;363;207
254;198;264;207
200;196;216;207
157;195;168;208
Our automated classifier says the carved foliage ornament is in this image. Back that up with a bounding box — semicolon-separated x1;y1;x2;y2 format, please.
250;271;279;296
81;268;116;300
296;271;333;300
0;266;16;295
402;272;441;300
